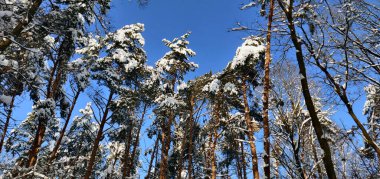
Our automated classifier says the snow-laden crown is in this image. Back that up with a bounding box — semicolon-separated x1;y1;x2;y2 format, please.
229;36;265;69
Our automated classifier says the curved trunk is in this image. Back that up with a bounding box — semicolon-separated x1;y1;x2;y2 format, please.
84;92;113;179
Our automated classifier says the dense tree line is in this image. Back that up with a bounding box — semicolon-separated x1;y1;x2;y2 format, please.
0;0;379;178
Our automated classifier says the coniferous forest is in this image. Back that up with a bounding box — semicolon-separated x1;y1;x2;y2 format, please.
0;0;380;178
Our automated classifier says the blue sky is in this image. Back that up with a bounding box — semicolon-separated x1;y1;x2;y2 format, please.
109;0;258;77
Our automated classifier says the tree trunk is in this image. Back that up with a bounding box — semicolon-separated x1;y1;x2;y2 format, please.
176;121;188;179
211;129;218;179
158;110;174;179
0;0;43;51
122;116;135;178
146;136;159;179
242;80;260;179
236;143;243;179
187;95;195;179
240;141;247;179
0;95;15;154
127;104;148;176
48;90;81;163
27;32;73;168
262;0;275;178
83;92;113;179
159;77;177;179
277;1;337;178
177;95;194;179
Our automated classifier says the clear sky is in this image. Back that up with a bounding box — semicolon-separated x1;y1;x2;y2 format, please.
109;0;260;77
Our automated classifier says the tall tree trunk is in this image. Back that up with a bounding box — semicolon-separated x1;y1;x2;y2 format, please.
236;143;243;179
262;0;275;178
0;95;15;153
210;95;222;179
27;32;73;168
277;1;337;178
83;92;114;179
0;0;43;51
127;104;148;176
159;110;174;179
48;90;81;163
242;79;260;178
159;77;177;179
146;136;159;179
122;115;135;178
187;95;195;179
176;121;188;179
240;141;247;179
177;95;194;179
211;129;218;179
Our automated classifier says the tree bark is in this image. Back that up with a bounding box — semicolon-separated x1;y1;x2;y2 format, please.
158;110;174;179
83;92;114;179
242;79;260;179
122;115;135;178
187;95;195;179
159;77;177;179
262;0;275;178
146;136;159;179
211;129;218;179
240;141;247;179
126;104;148;176
0;95;15;154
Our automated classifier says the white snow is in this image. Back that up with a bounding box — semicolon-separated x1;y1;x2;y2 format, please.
202;79;220;93
230;36;265;69
0;55;18;69
44;35;55;46
223;82;238;95
177;81;188;91
112;48;129;62
124;59;139;72
241;2;256;10
0;94;12;105
155;94;185;109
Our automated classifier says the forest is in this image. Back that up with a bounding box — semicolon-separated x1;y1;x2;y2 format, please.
0;0;379;178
